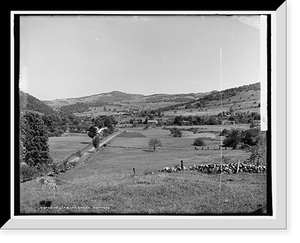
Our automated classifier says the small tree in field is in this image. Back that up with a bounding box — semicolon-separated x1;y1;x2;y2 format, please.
148;138;162;152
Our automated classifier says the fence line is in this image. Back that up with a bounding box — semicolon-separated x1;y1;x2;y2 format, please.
107;145;231;151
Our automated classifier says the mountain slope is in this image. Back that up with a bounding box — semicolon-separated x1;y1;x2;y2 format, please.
157;82;261;116
20;91;57;115
43;90;212;110
43;91;145;108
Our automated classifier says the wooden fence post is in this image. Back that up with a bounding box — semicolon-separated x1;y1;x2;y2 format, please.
181;160;184;170
236;160;240;174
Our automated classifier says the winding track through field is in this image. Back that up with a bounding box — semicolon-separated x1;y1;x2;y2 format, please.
66;132;122;165
82;131;121;155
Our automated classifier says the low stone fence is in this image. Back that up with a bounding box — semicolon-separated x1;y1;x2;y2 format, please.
159;162;266;174
108;145;231;151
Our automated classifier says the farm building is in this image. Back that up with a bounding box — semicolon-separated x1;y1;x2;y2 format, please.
147;119;158;125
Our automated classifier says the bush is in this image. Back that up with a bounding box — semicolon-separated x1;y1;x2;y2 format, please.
173;116;184;126
193;138;206;146
143;124;150;130
241;128;261;146
75;150;82;157
20;163;39;182
220;128;230;136
173;130;182;137
20;162;53;182
170;127;182;137
87;125;97;138
92;134;100;148
246;132;267;166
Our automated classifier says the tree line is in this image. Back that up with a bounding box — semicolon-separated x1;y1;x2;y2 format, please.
222;127;267;165
171;111;260;126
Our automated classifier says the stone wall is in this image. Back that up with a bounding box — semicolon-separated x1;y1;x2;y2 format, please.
159;162;266;174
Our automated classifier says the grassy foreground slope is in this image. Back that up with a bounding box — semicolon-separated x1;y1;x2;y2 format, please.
20;169;266;215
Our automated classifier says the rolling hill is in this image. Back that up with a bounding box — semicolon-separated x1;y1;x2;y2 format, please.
43;91;144;108
41;82;261;117
43;91;213;108
157;82;261;116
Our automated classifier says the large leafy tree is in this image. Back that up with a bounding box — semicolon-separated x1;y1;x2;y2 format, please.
223;128;243;149
42;114;67;137
21;111;53;167
241;128;261;146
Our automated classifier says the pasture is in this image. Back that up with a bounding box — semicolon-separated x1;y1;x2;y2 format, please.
48;133;92;164
107;127;250;169
20;125;267;215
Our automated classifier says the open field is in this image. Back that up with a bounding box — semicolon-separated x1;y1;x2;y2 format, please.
107;127;250;167
74;101;179;117
48;133;92;164
20;125;266;215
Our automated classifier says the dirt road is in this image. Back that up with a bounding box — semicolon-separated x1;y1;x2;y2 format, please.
82;131;121;155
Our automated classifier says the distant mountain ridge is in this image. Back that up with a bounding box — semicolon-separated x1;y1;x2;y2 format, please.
43;91;145;108
37;82;260;116
43;90;211;109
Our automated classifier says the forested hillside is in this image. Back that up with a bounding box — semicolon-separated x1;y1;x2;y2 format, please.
20;91;57;115
19;91;88;136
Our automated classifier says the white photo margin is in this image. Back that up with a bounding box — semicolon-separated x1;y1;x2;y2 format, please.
5;4;287;230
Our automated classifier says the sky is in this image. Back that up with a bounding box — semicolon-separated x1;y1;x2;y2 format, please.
19;14;262;100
